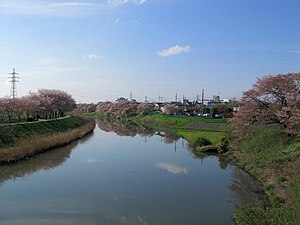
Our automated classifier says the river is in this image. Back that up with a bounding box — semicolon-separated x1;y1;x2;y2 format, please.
0;120;266;225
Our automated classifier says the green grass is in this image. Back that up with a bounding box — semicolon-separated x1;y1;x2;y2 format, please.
12;116;84;138
0;116;87;148
133;114;228;129
132;114;229;146
82;112;98;118
176;130;226;144
0;116;95;163
136;113;227;125
231;124;300;225
235;206;300;225
291;175;300;208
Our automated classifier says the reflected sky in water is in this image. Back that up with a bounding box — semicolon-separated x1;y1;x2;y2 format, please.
0;122;266;225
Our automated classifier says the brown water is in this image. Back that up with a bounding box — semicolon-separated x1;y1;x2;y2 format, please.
0;120;266;225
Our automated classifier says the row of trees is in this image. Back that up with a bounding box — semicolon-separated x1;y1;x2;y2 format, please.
91;99;235;118
0;89;76;123
96;99;155;118
75;103;97;113
232;72;300;137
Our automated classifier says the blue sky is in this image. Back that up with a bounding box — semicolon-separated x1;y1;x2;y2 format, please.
0;0;299;103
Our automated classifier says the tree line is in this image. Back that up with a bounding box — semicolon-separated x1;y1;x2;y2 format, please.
0;89;76;123
96;99;155;118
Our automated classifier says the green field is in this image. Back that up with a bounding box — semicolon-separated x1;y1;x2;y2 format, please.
132;114;228;145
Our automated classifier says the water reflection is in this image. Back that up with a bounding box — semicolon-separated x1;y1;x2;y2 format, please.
0;119;268;225
156;162;190;175
97;118;180;144
0;132;94;187
190;149;267;209
98;118;267;209
97;119;155;137
229;167;269;208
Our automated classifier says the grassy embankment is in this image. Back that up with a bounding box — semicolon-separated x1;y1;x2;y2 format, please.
131;114;229;149
0;115;95;164
229;124;300;225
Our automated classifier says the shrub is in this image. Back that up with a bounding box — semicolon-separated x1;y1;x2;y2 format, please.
0;126;15;147
191;137;212;148
218;137;230;154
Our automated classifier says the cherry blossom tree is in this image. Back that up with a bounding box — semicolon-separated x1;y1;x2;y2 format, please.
162;104;180;115
0;97;15;122
232;72;300;136
0;89;76;123
137;103;155;115
75;103;97;113
36;89;76;118
96;101;113;116
30;91;53;119
96;100;155;117
22;95;40;121
12;97;25;122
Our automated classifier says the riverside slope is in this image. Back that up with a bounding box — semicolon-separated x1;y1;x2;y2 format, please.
0;115;95;164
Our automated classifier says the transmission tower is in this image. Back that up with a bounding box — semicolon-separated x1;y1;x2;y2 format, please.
9;68;19;99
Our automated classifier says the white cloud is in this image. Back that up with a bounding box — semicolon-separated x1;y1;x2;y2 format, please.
0;0;145;16
85;54;104;60
115;17;120;24
274;49;300;54
37;57;57;65
131;19;140;24
157;45;191;57
86;158;99;164
47;2;97;8
286;49;300;53
108;0;146;7
156;162;189;175
0;1;100;16
135;0;146;5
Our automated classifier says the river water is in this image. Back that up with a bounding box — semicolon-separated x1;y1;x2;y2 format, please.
0;120;266;225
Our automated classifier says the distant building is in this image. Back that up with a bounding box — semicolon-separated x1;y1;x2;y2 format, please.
213;95;220;102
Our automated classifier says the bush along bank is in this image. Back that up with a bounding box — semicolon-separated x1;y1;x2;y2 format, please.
0;115;95;164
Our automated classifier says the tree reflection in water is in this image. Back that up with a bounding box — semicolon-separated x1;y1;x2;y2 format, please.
96;119;180;145
0;132;94;187
97;119;155;137
189;144;269;209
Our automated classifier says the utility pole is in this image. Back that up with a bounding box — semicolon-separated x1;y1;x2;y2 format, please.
201;89;204;116
175;93;178;102
130;92;133;101
182;94;185;113
9;68;19;99
145;96;148;103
